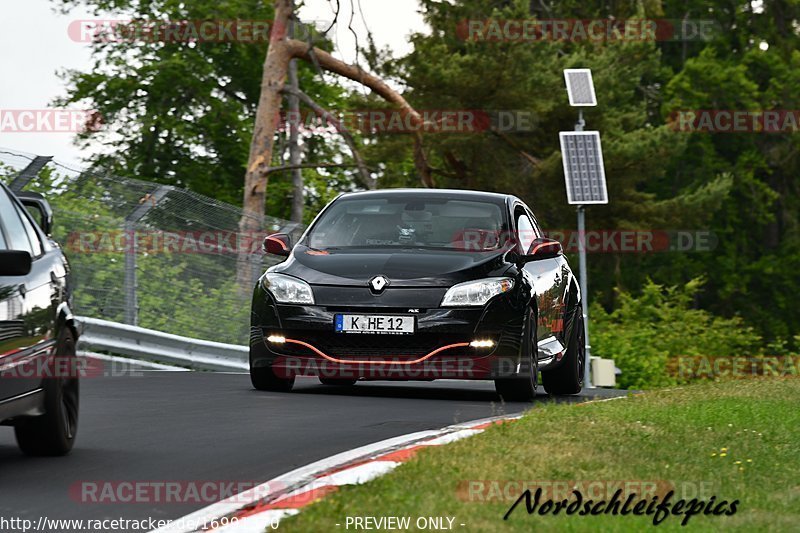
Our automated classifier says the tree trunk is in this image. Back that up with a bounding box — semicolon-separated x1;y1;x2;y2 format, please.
237;6;434;289
287;15;304;223
237;0;293;289
283;87;375;189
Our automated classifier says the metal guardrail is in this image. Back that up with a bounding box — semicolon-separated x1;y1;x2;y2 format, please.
75;317;248;372
75;316;620;383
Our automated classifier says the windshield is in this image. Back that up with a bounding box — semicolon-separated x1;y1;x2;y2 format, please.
306;196;508;251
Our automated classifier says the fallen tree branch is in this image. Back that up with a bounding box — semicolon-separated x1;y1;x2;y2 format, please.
490;128;542;167
285;39;434;187
266;162;366;173
281;87;376;189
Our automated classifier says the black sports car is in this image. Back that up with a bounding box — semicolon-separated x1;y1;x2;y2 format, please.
249;189;584;400
0;182;79;455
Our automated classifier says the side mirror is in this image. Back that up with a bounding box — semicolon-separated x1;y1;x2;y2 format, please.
0;251;33;276
17;192;54;236
262;233;292;257
520;238;563;263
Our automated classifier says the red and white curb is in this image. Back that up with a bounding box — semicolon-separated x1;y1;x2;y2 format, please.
151;414;521;533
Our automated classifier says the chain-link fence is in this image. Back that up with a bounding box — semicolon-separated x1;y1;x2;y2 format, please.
0;148;305;345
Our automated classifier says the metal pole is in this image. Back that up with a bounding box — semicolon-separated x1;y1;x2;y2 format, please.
575;109;592;388
288;3;304;223
122;185;172;326
577;206;593;388
9;156;52;192
124;220;138;326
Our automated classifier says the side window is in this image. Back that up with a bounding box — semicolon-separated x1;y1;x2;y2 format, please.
0;188;33;254
515;209;536;253
15;202;43;257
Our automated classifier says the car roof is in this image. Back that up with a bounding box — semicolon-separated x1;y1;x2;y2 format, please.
339;188;517;204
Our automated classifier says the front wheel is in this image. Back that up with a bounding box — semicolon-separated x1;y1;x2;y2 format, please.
542;311;584;396
250;354;294;392
15;328;79;456
495;310;537;402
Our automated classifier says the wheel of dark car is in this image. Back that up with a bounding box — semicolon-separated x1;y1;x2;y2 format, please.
249;358;295;392
319;377;358;386
542;311;585;396
494;310;537;402
14;328;80;456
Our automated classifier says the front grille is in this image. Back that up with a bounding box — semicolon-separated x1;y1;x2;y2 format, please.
275;332;470;361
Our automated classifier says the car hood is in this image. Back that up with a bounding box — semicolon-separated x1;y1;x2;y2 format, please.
272;245;511;288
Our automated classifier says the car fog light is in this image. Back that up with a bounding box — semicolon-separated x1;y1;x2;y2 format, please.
267;335;286;344
470;340;495;348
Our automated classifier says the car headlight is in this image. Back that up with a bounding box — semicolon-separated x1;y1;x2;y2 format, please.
441;277;514;307
262;273;315;304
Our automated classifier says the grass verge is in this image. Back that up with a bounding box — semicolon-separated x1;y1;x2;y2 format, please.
279;378;800;532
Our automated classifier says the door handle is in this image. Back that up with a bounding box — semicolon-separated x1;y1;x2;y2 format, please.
18;284;26;297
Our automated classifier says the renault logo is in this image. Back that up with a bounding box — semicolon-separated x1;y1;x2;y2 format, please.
369;275;389;293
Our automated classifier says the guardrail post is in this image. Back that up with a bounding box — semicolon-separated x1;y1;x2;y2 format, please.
9;156;53;192
123;185;173;326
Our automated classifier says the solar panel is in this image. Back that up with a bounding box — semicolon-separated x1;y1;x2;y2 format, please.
559;131;608;205
564;69;597;107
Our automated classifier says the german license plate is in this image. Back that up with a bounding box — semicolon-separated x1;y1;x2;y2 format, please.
334;314;415;335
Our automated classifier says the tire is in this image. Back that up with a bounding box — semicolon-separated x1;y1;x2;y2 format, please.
542;310;585;396
15;328;79;456
495;310;537;402
250;356;295;392
319;377;357;386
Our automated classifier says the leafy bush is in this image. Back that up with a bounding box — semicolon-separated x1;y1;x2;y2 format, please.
590;279;764;389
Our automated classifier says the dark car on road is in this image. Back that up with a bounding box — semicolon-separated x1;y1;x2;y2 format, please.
250;189;584;400
0;181;79;455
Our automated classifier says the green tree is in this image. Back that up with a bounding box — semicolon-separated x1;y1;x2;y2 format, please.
53;0;351;208
365;0;729;305
660;11;800;346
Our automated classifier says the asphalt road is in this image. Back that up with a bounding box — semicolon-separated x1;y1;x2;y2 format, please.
0;370;626;529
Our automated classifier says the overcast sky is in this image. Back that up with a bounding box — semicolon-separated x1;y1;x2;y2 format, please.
0;0;425;166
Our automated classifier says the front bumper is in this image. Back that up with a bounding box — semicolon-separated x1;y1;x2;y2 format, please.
250;284;527;380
